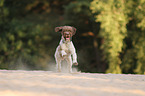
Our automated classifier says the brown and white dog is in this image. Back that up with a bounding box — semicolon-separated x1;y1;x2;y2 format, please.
54;26;78;73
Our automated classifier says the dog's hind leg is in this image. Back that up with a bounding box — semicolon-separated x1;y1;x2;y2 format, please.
55;57;61;72
66;56;72;73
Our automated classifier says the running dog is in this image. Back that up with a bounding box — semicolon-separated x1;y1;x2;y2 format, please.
54;26;78;73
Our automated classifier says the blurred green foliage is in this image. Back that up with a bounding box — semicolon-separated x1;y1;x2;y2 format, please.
91;0;145;74
0;0;145;74
91;0;128;74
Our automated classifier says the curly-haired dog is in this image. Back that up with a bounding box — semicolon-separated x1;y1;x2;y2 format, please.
54;26;78;73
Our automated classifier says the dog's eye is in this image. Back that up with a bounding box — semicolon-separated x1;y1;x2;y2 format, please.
58;29;62;32
64;30;71;32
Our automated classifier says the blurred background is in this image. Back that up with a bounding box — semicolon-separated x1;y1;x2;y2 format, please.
0;0;145;74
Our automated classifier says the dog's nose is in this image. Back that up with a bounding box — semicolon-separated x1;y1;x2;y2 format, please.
64;32;70;35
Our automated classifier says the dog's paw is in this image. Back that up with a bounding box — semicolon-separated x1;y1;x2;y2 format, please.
61;53;67;59
73;62;78;66
57;70;61;72
61;50;67;56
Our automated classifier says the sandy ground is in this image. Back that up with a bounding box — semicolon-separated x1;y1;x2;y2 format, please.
0;70;145;96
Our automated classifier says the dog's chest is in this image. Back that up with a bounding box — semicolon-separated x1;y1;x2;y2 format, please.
60;42;72;54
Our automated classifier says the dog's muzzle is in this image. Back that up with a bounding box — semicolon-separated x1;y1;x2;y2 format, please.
63;32;72;41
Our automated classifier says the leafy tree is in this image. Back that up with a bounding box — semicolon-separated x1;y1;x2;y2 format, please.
90;0;128;73
122;0;145;74
90;0;145;74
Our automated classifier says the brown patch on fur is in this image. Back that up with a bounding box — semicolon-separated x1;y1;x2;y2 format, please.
55;26;77;36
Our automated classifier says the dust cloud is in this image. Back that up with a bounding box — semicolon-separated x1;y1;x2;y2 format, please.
47;60;78;73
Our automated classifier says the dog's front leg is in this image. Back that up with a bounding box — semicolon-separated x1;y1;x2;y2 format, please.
60;43;67;58
72;52;78;65
70;42;78;65
66;56;72;73
61;50;67;57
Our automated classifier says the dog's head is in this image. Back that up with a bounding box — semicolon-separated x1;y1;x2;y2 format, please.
55;26;76;41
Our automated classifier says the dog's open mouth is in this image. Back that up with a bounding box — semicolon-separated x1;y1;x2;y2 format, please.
66;36;70;40
64;36;70;41
63;32;71;41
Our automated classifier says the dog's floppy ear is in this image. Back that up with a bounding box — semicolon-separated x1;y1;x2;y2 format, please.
55;26;63;32
72;27;77;35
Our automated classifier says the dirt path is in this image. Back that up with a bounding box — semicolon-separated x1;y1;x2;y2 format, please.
0;70;145;96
